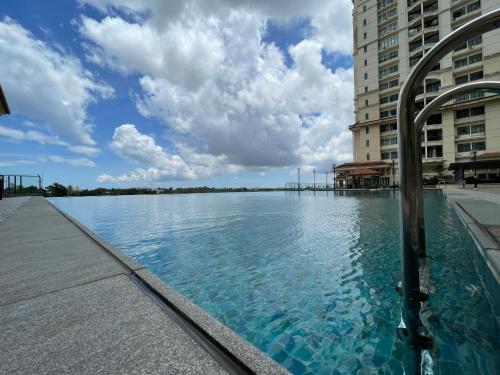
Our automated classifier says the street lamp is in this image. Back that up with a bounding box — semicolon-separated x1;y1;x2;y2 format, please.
297;167;301;191
0;85;10;200
392;159;396;191
331;163;336;190
473;151;478;189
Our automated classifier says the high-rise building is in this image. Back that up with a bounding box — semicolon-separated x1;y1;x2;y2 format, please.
336;0;500;188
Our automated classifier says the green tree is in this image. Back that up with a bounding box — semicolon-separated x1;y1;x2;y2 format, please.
46;183;68;197
433;160;448;180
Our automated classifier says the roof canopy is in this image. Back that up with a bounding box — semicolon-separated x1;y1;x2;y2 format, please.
0;85;10;115
349;168;382;176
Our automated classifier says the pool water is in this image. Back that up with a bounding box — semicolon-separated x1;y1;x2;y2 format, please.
50;191;500;374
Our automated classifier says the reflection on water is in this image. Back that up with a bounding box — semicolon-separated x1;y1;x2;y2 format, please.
51;191;500;374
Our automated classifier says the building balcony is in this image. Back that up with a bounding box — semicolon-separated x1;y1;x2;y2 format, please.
423;156;443;162
423;1;439;15
455;132;486;141
380;143;398;151
408;0;421;12
408;28;422;42
408;11;422;24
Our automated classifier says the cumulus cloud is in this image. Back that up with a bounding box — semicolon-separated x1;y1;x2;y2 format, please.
49;155;96;167
0;17;114;145
79;0;354;182
99;124;240;182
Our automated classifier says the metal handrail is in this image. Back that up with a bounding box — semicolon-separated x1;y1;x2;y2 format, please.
396;8;500;374
414;81;500;130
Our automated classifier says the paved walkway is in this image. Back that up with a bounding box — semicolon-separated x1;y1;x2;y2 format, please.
0;196;29;222
0;196;287;374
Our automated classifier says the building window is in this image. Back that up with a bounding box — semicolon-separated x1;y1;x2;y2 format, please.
365;99;369;106
454;53;482;69
427;145;443;158
364;59;368;66
408;9;421;22
457;123;485;136
379;36;398;50
363;19;367;26
379;64;398;78
427;129;442;141
424;32;439;45
409;52;423;67
365;113;369;120
365;86;368;93
427;113;442;125
379;79;399;91
367;153;370;161
380;122;397;132
364;45;367;53
455;106;486;120
380;108;397;118
364;72;368;79
379;49;398;63
381;137;398;146
366;140;370;147
378;7;397;23
382;151;398;159
409;39;422;52
455;70;483;85
453;1;481;21
366;127;370;134
379;22;398;37
363;32;367;39
457;141;485;152
380;93;399;105
363;5;366;12
454;35;482;52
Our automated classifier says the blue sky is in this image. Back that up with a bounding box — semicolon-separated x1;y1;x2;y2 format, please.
0;0;354;188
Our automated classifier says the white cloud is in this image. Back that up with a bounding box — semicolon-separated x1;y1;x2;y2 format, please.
79;0;354;182
49;155;96;167
0;160;38;167
0;125;102;158
67;145;101;156
0;125;68;146
0;17;114;145
100;124;240;182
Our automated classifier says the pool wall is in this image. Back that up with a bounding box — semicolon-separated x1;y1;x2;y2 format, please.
47;199;290;375
445;194;500;322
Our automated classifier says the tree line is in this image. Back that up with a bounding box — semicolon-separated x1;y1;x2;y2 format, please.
44;183;281;197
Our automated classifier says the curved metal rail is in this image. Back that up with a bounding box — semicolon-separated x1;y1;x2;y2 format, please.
414;81;500;130
396;8;500;374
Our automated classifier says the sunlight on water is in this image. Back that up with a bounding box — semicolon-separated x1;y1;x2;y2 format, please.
51;191;500;374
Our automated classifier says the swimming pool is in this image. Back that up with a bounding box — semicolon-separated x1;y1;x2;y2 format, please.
50;191;499;374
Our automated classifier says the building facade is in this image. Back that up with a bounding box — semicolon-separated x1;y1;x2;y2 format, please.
340;0;500;186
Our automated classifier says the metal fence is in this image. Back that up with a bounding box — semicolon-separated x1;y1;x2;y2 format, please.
0;174;43;199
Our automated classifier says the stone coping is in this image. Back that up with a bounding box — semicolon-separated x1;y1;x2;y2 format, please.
47;199;289;375
443;191;500;321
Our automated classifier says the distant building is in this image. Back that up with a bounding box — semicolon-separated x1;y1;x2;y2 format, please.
338;0;500;186
0;85;10;116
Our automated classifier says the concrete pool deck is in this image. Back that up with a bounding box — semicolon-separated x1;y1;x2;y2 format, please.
442;187;500;319
0;196;288;374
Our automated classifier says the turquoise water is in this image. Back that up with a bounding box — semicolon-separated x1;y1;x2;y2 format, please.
50;191;499;374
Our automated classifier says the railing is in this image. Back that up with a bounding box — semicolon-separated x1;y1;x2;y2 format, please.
0;174;43;200
284;182;334;190
396;8;500;374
